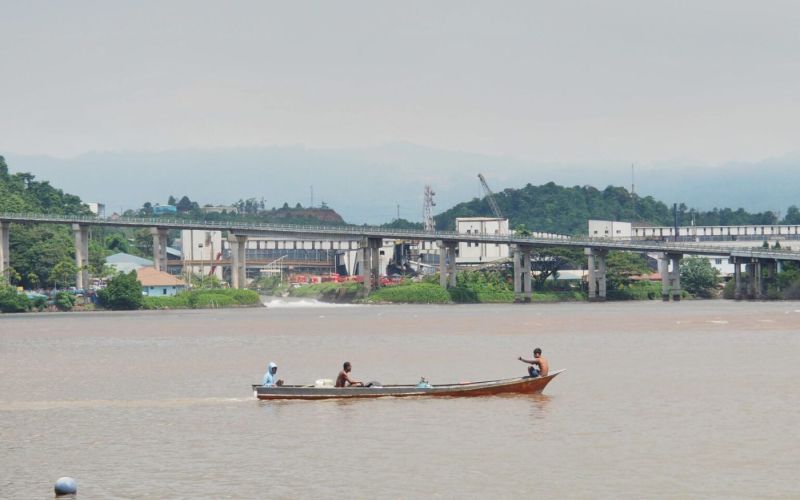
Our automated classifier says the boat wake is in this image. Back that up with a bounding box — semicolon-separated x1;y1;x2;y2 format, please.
0;397;251;412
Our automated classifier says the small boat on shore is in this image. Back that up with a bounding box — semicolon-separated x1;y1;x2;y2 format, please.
252;370;563;400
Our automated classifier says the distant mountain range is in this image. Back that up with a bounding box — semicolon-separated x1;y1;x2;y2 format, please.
5;144;800;225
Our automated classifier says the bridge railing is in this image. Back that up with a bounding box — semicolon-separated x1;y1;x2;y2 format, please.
0;211;571;242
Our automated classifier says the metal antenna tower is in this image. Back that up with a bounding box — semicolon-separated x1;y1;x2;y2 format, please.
423;185;436;232
478;173;503;219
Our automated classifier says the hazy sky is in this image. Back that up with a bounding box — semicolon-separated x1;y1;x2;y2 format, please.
2;0;799;164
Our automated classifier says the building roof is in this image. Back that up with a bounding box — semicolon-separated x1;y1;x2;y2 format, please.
107;252;154;265
135;267;187;287
455;217;507;222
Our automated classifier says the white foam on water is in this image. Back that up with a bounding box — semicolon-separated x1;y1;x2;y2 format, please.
263;298;357;308
708;320;728;324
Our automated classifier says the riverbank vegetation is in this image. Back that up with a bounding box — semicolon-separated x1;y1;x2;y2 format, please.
721;261;800;300
92;271;261;310
142;288;261;309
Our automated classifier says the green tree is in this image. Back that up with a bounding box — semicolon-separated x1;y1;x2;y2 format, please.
680;257;719;298
605;252;651;289
380;218;424;230
783;205;800;225
104;233;134;254
530;246;584;290
54;291;76;311
51;260;78;289
6;267;22;286
0;284;30;313
514;224;531;236
97;271;143;310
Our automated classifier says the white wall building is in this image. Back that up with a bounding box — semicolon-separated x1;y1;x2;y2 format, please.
86;202;106;217
589;220;632;239
632;224;800;240
456;217;510;263
181;230;224;280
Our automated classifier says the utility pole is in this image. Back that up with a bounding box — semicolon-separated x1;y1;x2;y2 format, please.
673;203;679;242
310;186;314;208
631;163;636;221
397;204;400;220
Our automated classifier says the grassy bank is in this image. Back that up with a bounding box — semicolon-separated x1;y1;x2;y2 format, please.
366;283;452;303
287;282;363;302
606;281;666;300
289;280;587;304
142;288;262;310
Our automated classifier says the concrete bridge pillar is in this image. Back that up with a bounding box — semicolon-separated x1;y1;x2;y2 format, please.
371;238;382;289
754;260;765;299
447;244;457;288
438;241;447;288
585;248;595;300
767;260;777;281
150;228;168;272
513;245;522;300
227;234;248;289
746;262;756;299
361;237;382;292
670;254;682;301
72;224;90;290
360;240;370;291
585;248;607;301
522;246;532;303
732;258;744;300
660;253;683;301
765;260;777;294
437;240;458;289
597;250;607;300
0;221;9;280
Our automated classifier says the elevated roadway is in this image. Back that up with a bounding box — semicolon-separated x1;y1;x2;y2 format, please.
3;212;800;300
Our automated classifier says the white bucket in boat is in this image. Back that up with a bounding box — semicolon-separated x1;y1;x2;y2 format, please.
314;378;334;387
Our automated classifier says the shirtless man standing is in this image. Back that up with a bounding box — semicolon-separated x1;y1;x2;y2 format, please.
335;361;364;387
518;348;549;378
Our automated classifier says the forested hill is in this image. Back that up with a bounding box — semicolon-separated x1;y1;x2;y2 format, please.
434;182;795;235
0;156;95;289
0;156;89;215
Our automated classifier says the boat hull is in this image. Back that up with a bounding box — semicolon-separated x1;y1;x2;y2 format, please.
253;370;563;400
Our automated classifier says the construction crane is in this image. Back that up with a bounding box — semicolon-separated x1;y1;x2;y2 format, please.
478;173;503;219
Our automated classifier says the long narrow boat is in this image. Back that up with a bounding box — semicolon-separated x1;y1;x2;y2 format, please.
252;370;563;400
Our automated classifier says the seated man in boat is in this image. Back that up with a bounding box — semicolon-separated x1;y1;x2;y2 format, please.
335;361;364;388
262;361;284;387
518;348;549;378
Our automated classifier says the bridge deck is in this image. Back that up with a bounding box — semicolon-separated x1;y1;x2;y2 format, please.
3;212;800;261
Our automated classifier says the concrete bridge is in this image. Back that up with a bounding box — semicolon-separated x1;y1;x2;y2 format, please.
3;212;800;301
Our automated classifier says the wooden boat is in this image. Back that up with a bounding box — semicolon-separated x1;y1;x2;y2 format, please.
252;370;563;400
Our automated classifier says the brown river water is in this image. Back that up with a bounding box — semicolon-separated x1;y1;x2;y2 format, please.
1;299;799;499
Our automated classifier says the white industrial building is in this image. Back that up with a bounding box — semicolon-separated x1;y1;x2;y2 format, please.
456;217;510;264
86;202;106;218
181;230;224;280
589;220;632;239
